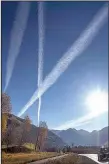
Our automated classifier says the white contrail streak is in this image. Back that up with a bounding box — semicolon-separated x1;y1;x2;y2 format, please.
37;2;44;126
37;97;42;126
4;2;30;91
38;2;44;87
54;90;108;130
18;4;108;117
54;105;108;130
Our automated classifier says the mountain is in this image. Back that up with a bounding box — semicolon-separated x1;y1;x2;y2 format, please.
78;129;90;136
3;114;108;148
52;126;108;146
3;114;66;149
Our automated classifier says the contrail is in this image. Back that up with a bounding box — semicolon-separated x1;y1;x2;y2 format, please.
54;102;108;130
37;2;44;126
54;90;108;130
18;4;108;117
37;97;42;126
4;2;30;91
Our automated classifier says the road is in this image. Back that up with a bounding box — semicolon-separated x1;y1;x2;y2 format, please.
29;154;68;164
80;154;109;164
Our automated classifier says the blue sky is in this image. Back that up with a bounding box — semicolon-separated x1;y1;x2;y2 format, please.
2;2;108;131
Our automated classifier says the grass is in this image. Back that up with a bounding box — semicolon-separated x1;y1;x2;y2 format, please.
44;154;98;164
23;143;35;150
44;154;79;164
2;151;60;164
1;152;98;164
2;144;98;164
2;143;35;150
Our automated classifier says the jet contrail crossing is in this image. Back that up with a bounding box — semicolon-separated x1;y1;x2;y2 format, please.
18;4;108;117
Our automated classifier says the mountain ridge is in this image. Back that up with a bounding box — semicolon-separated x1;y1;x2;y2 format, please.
3;113;108;148
52;126;108;146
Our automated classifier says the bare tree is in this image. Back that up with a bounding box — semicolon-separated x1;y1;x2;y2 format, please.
35;121;48;151
1;93;12;114
19;115;31;146
24;115;31;132
1;93;12;148
2;93;12;132
5;119;16;148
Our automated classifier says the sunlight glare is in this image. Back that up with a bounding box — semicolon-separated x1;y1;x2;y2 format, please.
85;89;108;114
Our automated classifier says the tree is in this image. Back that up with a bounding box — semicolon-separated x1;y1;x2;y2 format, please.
72;143;74;148
35;121;48;151
1;93;12;146
2;93;12;132
1;93;12;113
19;115;31;146
65;145;72;152
5;118;16;148
2;113;8;133
24;115;31;132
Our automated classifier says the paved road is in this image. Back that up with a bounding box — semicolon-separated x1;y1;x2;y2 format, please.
29;154;68;164
80;154;109;164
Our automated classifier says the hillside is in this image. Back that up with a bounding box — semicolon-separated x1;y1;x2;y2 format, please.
52;126;108;146
2;113;108;148
3;114;66;149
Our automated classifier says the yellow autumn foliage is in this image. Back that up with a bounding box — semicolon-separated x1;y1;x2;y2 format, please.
2;113;8;132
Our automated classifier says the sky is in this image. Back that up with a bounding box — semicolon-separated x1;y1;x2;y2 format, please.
2;1;108;132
